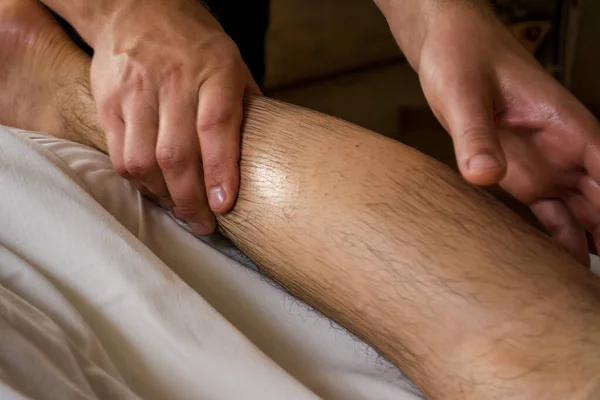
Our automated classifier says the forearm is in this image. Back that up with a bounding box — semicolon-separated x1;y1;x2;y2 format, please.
38;0;118;45
373;0;495;69
39;0;214;48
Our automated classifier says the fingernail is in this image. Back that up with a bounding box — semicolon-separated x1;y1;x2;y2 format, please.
190;222;211;236
468;153;500;172
209;186;226;210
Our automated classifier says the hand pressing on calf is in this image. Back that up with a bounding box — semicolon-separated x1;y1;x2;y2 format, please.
378;0;600;265
72;0;259;235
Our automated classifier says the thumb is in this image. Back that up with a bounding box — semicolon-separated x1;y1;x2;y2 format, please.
455;125;506;186
442;78;507;186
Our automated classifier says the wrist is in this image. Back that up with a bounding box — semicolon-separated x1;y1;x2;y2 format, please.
90;0;218;50
40;0;123;47
83;0;135;48
376;0;495;70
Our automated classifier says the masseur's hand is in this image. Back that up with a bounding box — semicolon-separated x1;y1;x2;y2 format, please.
89;0;258;235
379;0;600;265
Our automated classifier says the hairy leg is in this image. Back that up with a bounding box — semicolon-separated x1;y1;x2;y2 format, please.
0;0;99;148
2;2;600;398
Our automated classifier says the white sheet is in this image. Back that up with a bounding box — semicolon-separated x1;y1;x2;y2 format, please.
0;125;421;399
3;126;598;400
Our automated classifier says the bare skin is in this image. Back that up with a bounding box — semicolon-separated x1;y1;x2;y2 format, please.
37;0;600;262
40;0;261;235
0;1;94;146
375;0;600;264
1;2;600;399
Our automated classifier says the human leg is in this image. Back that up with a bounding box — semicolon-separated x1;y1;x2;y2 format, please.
227;99;600;399
0;125;322;400
2;2;600;399
0;0;98;148
0;3;418;397
43;80;600;398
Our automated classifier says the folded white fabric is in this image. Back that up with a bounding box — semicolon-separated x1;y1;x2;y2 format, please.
0;125;421;399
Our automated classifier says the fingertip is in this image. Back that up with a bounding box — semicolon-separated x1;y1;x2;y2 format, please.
183;208;217;236
189;220;217;237
532;199;589;266
208;186;228;213
207;186;225;211
557;234;590;267
208;174;240;214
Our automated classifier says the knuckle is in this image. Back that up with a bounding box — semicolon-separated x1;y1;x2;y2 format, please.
156;144;190;171
99;97;119;119
213;57;244;77
197;102;237;134
119;61;146;91
197;113;233;134
129;72;146;91
115;164;129;178
461;126;490;140
124;155;155;177
201;36;243;69
203;34;238;55
113;162;129;177
459;126;495;150
161;61;184;81
214;54;243;72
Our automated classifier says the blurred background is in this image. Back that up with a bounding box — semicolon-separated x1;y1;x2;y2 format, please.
264;0;590;140
262;0;596;235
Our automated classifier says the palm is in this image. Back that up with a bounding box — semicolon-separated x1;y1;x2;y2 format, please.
495;78;600;264
418;21;600;264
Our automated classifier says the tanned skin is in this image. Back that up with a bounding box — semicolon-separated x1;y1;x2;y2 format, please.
1;1;599;398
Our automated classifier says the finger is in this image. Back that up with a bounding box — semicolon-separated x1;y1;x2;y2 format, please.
103;108;152;196
245;69;263;95
578;176;600;214
157;88;216;236
438;72;507;186
108;129;154;199
531;199;589;266
582;124;600;183
196;68;245;213
98;99;130;178
564;192;600;264
121;90;172;206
